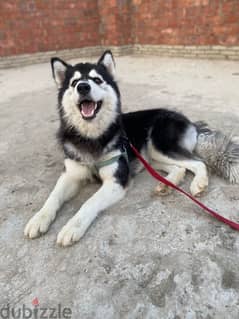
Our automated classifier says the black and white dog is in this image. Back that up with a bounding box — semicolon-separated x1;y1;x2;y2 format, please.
24;51;239;246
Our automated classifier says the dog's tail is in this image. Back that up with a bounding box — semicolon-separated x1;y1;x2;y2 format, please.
194;122;239;183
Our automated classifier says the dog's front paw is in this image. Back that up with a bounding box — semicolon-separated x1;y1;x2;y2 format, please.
24;210;55;239
57;218;88;247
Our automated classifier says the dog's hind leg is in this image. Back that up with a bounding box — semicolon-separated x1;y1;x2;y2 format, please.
152;161;186;196
24;159;92;239
149;145;208;197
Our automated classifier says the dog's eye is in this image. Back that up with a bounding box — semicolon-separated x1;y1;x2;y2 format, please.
93;77;103;85
71;79;79;87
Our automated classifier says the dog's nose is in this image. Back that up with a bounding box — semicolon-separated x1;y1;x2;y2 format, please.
77;82;91;96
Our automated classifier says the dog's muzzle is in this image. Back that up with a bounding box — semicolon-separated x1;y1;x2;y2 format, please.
78;100;102;120
75;82;102;120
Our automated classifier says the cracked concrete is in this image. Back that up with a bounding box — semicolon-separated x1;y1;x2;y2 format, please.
0;56;239;319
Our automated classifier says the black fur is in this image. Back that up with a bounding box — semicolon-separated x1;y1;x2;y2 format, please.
122;109;194;160
114;156;130;187
58;120;121;158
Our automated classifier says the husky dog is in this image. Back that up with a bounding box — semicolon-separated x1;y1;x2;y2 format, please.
24;51;239;246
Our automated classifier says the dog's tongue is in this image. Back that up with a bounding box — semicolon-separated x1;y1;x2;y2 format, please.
81;101;96;117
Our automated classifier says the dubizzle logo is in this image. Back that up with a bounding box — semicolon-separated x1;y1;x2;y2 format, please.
31;298;39;307
0;298;72;319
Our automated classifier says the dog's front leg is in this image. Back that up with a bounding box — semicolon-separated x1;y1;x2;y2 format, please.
24;159;91;239
57;162;127;247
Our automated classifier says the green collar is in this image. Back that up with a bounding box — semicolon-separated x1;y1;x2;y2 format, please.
95;148;128;170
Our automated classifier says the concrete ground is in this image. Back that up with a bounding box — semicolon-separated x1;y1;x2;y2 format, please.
1;55;239;319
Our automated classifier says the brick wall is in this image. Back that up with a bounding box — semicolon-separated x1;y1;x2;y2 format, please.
133;0;239;46
98;0;134;46
1;0;239;57
0;1;100;56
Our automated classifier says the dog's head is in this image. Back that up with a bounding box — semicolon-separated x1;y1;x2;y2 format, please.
51;51;120;138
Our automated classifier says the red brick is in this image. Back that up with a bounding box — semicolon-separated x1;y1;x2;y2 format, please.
0;0;239;57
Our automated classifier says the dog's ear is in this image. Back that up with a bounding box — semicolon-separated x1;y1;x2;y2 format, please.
97;50;116;78
51;57;70;88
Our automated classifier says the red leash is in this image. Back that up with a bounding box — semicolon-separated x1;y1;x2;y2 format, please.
130;143;239;230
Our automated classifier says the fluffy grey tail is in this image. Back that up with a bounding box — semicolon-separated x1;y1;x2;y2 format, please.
194;122;239;183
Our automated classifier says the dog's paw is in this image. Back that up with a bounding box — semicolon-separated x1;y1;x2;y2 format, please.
190;175;208;197
153;183;172;196
24;210;55;239
57;219;87;247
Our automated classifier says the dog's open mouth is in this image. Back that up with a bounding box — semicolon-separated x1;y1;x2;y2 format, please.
79;100;102;120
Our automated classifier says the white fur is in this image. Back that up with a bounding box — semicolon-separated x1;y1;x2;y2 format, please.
52;60;68;88
56;162;126;246
100;53;116;78
24;159;92;238
69;71;82;85
89;69;104;82
148;142;208;196
25;157;126;246
62;76;118;139
153;161;186;195
180;125;198;152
